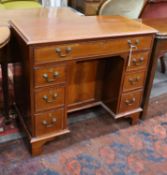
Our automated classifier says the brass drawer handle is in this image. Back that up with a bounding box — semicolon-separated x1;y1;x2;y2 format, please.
43;93;58;103
128;76;140;85
132;57;144;66
42;117;57;128
135;39;140;45
128;39;140;46
55;47;72;57
42;71;60;83
125;97;136;106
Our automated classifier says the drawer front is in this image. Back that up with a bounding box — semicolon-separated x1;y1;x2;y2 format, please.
35;86;65;112
34;64;66;87
34;108;64;136
118;90;143;113
34;36;152;64
127;52;149;71
123;71;146;92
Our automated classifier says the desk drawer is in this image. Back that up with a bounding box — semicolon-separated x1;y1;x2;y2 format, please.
34;108;64;136
35;86;65;112
127;52;149;71
123;71;146;92
34;64;66;87
118;90;142;113
34;36;152;64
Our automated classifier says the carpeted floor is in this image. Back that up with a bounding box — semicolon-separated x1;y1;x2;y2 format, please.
0;93;167;175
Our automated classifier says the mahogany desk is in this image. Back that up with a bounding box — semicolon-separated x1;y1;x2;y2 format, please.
9;8;156;155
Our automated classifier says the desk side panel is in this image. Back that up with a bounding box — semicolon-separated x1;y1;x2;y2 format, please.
11;28;33;135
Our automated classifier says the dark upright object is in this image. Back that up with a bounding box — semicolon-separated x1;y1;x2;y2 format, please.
0;27;10;123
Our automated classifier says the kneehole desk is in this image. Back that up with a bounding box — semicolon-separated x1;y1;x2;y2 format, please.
9;8;157;155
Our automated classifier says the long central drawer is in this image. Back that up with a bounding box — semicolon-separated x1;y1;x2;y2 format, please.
34;36;152;64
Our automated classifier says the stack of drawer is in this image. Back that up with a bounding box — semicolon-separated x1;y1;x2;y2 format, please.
118;38;151;114
33;63;67;136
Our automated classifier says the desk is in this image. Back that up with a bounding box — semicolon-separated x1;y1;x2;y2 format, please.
9;8;156;155
142;18;167;116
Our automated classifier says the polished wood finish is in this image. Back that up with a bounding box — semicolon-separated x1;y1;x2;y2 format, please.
34;36;153;64
9;8;156;155
11;18;154;44
119;89;143;113
34;64;66;87
127;51;149;71
35;86;65;112
34;108;65;136
123;71;146;92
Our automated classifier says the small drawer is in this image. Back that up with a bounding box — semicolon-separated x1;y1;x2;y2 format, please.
35;86;65;112
34;108;64;136
127;52;149;71
34;64;66;87
123;71;146;92
34;36;152;64
118;90;143;113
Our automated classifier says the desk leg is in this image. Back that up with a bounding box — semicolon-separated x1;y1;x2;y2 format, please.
160;56;166;73
31;141;44;156
130;113;140;125
1;45;10;123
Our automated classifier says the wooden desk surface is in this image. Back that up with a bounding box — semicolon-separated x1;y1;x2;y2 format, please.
142;18;167;38
8;8;156;45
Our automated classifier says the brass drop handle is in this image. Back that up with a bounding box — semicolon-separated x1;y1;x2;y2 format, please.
128;76;140;85
55;47;72;57
135;39;140;45
42;117;57;128
43;93;58;103
43;71;60;82
128;39;140;46
127;40;138;67
125;97;136;106
132;57;144;66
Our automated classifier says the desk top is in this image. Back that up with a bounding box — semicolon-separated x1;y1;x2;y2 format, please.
8;8;156;45
142;18;167;39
